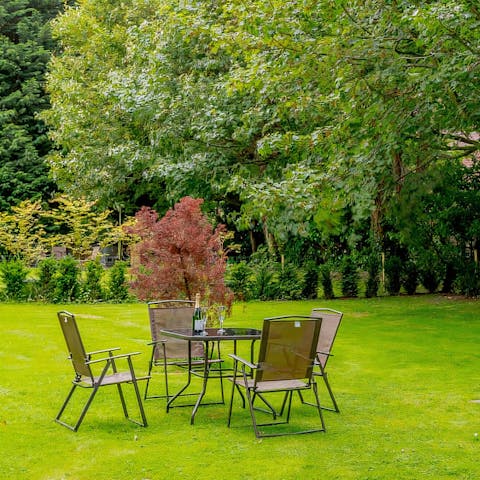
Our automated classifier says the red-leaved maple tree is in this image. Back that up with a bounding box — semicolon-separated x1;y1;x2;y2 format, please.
125;196;233;307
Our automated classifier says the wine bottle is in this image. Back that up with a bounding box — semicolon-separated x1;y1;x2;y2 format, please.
192;293;202;332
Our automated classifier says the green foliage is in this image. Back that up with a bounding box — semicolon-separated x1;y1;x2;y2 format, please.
225;261;253;301
417;252;443;294
0;196;119;264
2;0;479;306
42;0;480;275
53;256;79;302
384;256;402;296
0;199;47;264
0;0;63;211
401;259;419;296
81;259;104;302
244;246;280;301
276;263;305;301
340;256;359;298
454;260;480;297
0;259;28;300
301;261;319;300
319;263;334;300
36;257;58;302
365;252;381;298
45;195;116;260
106;261;130;302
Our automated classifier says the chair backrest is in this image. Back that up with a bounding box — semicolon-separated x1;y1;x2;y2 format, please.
147;300;203;359
310;308;343;368
57;311;93;380
255;316;321;384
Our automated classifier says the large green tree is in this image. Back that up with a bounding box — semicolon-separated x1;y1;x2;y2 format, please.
0;0;67;211
44;0;480;261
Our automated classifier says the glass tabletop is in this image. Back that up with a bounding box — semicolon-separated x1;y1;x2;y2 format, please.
160;327;261;341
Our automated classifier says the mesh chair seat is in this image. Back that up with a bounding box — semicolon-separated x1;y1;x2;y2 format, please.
76;371;141;387
233;378;310;392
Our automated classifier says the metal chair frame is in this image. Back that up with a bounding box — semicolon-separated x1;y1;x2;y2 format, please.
144;300;223;404
298;307;343;412
227;316;326;438
55;311;148;431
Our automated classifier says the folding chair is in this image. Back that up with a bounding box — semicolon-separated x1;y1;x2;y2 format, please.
304;307;343;412
55;311;148;431
227;315;326;438
144;300;223;402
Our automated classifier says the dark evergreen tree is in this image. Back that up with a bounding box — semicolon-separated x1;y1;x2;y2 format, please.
0;1;68;211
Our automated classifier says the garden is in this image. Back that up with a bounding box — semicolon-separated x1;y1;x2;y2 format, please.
1;3;480;479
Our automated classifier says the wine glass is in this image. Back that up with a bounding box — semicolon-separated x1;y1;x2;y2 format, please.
217;305;226;335
199;306;208;336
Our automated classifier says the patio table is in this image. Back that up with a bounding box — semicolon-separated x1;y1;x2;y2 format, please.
160;327;261;424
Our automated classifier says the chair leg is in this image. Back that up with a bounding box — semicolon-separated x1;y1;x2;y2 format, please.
74;386;100;431
143;348;155;400
55;383;78;431
127;379;148;427
216;341;225;403
312;381;326;431
126;357;148;427
244;382;261;438
55;383;101;432
116;383;129;418
227;364;238;427
144;345;167;402
252;392;277;419
296;373;340;413
322;373;340;412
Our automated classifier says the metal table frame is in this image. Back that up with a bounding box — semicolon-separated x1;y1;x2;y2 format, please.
160;327;261;424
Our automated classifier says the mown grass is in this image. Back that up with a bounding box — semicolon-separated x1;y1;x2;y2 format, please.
0;295;479;479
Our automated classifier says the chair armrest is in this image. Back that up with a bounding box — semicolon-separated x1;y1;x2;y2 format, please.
229;353;257;370
86;351;142;364
318;350;333;357
147;339;166;346
87;347;121;356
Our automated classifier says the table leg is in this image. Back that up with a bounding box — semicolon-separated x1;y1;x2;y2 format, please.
190;340;211;424
166;340;193;413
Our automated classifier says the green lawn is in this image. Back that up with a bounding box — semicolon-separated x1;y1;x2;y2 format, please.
1;296;479;479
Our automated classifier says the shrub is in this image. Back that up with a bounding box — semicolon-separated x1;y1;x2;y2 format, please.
81;259;104;301
319;263;334;299
402;259;418;295
0;259;28;300
107;261;130;302
276;263;304;300
301;261;319;299
454;260;480;297
441;261;457;294
341;256;359;297
37;258;58;302
385;255;402;295
365;252;380;298
125;197;233;307
226;261;253;301
54;256;80;302
418;252;443;293
247;246;278;300
251;261;277;300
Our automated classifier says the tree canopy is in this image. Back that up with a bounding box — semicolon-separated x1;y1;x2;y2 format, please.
42;1;479;265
